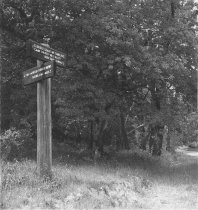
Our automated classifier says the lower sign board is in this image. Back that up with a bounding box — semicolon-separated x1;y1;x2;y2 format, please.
23;61;55;85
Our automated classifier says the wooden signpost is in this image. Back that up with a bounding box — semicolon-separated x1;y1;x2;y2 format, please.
23;40;65;178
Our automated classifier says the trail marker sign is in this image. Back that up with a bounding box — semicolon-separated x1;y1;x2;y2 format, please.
26;39;66;67
23;61;55;85
24;41;66;178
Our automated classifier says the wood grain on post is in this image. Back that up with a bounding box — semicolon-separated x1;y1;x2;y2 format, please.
197;64;198;112
37;57;52;178
196;66;198;146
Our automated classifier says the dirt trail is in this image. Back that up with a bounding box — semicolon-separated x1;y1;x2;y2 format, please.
145;147;198;210
176;146;198;159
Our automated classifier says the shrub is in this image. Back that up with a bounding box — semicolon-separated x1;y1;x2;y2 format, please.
0;128;35;161
179;112;198;145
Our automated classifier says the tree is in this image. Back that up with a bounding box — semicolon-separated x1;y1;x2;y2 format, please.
0;0;197;158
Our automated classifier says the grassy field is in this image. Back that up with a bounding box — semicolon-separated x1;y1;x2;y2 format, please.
1;147;198;210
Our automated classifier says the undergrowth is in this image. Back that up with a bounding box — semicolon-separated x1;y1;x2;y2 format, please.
1;149;197;209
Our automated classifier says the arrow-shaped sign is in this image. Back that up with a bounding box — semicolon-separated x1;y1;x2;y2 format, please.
23;61;56;85
26;40;66;67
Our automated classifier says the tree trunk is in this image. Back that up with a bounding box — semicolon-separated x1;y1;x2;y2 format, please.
120;109;130;150
150;81;161;111
166;133;171;152
97;119;108;156
150;125;164;156
162;125;168;153
140;135;147;150
88;120;94;149
92;118;108;158
150;81;164;155
1;84;11;130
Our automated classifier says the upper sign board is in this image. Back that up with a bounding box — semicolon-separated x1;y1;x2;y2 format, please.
26;40;66;67
23;61;55;85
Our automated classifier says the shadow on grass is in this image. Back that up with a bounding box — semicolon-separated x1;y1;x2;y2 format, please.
2;145;197;210
52;145;198;186
112;151;198;185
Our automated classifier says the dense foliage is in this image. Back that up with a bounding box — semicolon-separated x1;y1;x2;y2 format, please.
1;0;198;159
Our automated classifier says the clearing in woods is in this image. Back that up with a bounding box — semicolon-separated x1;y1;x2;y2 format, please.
1;146;198;210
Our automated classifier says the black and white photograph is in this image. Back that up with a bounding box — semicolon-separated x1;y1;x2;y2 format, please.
0;0;198;209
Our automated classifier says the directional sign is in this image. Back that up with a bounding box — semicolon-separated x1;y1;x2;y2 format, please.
23;61;55;85
26;40;66;67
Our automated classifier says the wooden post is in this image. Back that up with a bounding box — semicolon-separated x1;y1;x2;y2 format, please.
37;57;52;178
197;54;198;143
0;25;2;134
197;61;198;112
196;13;198;143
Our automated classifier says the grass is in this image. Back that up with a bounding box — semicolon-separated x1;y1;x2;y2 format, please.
1;147;198;209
